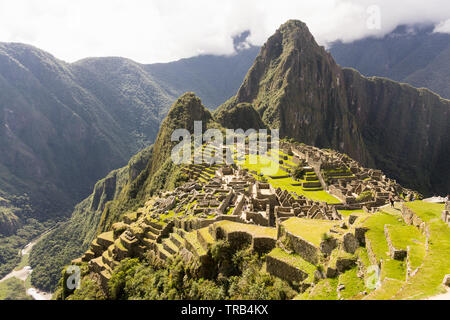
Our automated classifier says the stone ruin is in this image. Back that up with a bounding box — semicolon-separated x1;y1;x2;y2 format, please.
283;141;412;208
73;141;418;291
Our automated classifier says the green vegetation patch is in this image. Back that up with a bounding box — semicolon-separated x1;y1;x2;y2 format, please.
356;247;371;270
394;219;450;299
282;218;336;246
338;267;366;300
363;212;408;282
338;209;365;217
235;152;340;204
386;224;426;270
403;201;445;222
364;278;404;300
198;227;215;245
362;212;402;263
214;220;277;239
305;278;339;300
185;232;207;257
98;231;114;243
381;259;406;281
0;277;31;300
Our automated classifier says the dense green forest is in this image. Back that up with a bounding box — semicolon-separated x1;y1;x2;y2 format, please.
0;218;51;279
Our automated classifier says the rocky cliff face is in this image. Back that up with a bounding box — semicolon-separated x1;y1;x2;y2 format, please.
216;20;450;195
342;69;449;193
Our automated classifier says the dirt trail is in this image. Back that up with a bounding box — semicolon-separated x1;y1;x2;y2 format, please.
0;266;32;283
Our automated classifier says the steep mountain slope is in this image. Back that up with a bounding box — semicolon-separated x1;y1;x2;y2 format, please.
216;20;450;195
215;102;267;130
330;25;450;99
0;43;141;220
29;145;153;292
0;41;258;224
72;57;176;149
0;41;257;281
31;93;216;291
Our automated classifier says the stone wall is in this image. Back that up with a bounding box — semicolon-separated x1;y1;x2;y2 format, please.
175;215;245;232
365;238;379;266
280;227;319;265
401;205;426;234
246;211;269;226
232;194;245;216
384;225;407;260
252;237;276;254
218;190;234;214
266;254;309;283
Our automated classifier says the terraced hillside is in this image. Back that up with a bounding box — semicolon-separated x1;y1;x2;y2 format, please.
54;135;449;300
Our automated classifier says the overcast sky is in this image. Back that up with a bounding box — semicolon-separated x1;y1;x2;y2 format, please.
0;0;449;64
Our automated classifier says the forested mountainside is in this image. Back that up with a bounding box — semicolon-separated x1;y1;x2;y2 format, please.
0;40;257;280
330;24;450;99
31;93;215;291
0;39;256;223
216;20;450;196
29;146;153;291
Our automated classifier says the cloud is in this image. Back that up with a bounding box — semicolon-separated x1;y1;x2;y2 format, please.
434;19;450;33
0;0;448;63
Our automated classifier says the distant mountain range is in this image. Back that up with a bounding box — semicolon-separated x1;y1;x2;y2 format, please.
0;39;258;230
330;24;450;99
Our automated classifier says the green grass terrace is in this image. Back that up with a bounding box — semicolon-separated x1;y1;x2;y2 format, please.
233;150;340;204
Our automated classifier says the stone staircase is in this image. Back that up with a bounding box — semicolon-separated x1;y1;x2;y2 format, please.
302;169;323;191
152;226;215;261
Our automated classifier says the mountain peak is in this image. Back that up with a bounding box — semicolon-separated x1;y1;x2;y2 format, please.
150;92;213;176
278;19;309;33
227;19;335;113
271;19;318;50
166;92;211;123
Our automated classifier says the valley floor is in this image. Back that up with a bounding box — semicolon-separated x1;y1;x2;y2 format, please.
0;230;53;300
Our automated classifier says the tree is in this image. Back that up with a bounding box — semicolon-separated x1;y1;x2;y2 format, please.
292;165;305;180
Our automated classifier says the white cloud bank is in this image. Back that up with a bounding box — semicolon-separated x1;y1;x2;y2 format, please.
0;0;449;63
434;19;450;33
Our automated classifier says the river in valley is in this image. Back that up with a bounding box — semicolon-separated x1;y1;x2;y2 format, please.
0;230;53;300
